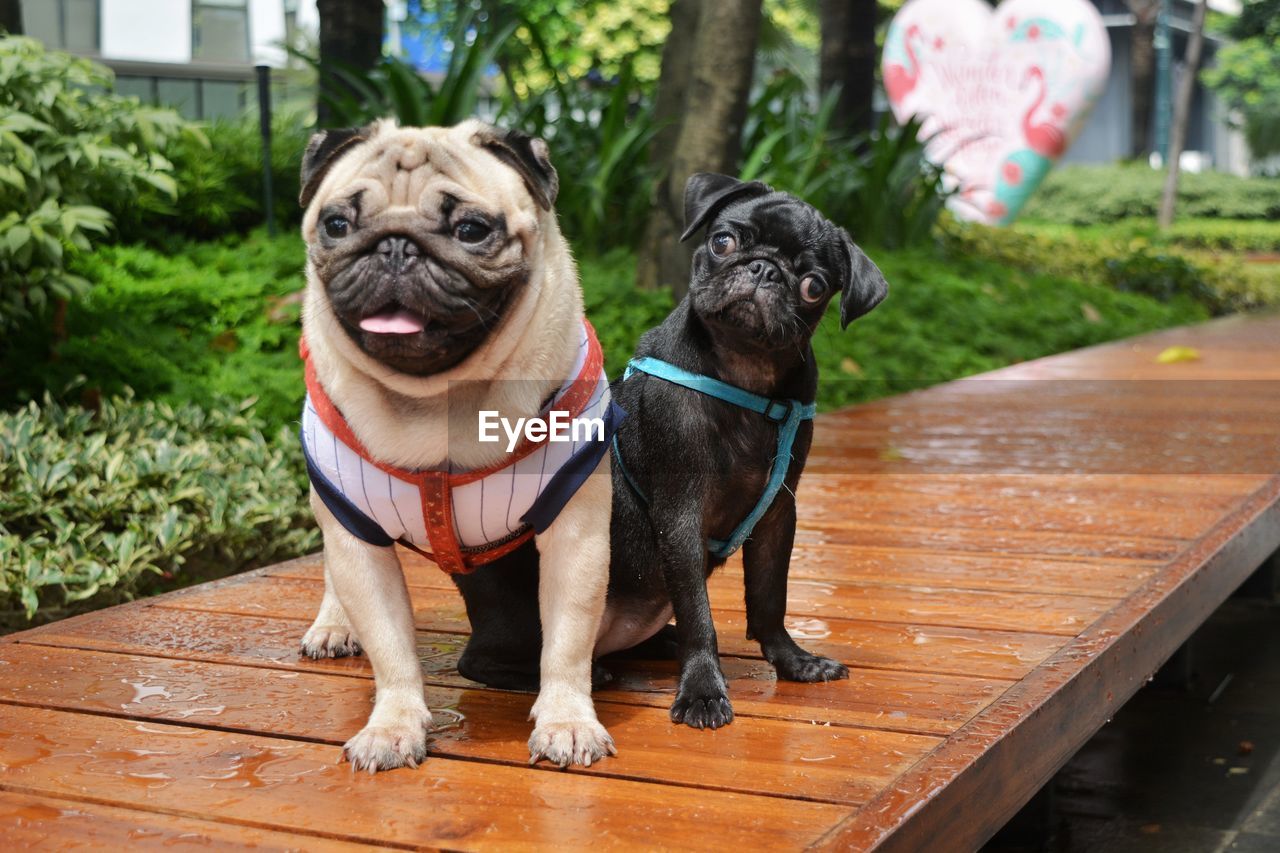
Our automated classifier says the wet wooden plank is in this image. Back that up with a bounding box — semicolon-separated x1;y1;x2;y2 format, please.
264;558;1114;635
0;643;938;806
13;606;1013;736
0;705;849;850
154;572;1109;641
0;790;387;851
272;546;1159;599
147;580;1067;680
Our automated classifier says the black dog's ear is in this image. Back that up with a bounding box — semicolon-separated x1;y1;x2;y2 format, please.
299;126;372;208
838;228;889;328
474;124;559;211
680;172;772;242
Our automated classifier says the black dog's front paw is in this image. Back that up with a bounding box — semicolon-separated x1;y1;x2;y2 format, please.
670;661;734;729
773;650;849;683
670;687;734;729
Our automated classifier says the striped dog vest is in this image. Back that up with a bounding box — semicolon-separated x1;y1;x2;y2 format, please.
300;320;621;575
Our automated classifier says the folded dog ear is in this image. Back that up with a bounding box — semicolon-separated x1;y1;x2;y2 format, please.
299;126;372;208
680;172;772;242
838;229;889;328
474;125;559;211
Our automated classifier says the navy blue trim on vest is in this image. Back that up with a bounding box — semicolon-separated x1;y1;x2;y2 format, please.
521;400;627;533
300;426;395;548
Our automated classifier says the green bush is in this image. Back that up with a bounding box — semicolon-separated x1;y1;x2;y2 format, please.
0;232;308;430
1017;217;1280;253
111;110;310;244
0;391;319;625
941;219;1271;314
1020;164;1280;225
0;35;195;330
809;247;1208;411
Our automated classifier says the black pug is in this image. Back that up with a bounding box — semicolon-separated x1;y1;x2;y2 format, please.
594;173;888;729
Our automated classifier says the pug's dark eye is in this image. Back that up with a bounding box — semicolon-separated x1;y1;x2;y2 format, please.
453;219;492;244
799;275;828;304
323;216;350;239
710;232;737;257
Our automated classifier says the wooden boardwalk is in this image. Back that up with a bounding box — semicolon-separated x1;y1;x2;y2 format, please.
3;314;1279;851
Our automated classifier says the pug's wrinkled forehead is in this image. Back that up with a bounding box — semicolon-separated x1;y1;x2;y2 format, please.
299;119;558;248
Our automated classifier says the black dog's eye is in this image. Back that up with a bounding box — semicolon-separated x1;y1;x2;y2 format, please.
454;219;492;244
709;232;737;257
323;216;350;239
799;275;828;304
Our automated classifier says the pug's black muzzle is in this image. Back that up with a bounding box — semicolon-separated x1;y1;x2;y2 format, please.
695;258;793;346
325;232;519;377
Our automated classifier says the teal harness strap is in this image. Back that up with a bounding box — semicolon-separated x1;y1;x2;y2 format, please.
612;357;817;559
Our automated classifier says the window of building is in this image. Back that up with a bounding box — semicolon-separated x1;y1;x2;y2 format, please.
22;0;100;54
193;0;250;64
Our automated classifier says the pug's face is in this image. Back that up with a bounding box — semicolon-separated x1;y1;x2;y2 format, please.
681;173;887;354
300;120;558;376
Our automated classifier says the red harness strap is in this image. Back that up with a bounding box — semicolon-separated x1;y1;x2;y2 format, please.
300;321;605;574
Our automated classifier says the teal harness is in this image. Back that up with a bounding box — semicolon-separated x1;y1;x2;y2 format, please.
611;356;817;559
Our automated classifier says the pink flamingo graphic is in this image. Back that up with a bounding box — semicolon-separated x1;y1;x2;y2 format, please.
885;25;924;105
1022;67;1067;158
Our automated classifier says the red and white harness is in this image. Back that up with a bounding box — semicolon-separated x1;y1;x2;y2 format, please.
300;320;614;575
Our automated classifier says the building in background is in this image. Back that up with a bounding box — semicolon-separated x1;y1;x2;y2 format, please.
1066;0;1250;174
19;0;317;119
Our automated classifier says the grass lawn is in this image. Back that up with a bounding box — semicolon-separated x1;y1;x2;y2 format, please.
3;229;1208;433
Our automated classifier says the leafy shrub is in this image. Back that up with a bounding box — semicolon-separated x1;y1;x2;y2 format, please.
741;71;947;248
0;391;319;625
0;36;195;329
1102;249;1220;306
1017;217;1280;254
810;246;1208;411
111;110;311;244
941;218;1270;314
0;232;308;430
1021;164;1280;224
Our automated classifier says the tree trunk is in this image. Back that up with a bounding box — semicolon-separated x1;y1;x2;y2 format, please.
1127;0;1160;158
1158;0;1207;230
0;0;22;35
316;0;386;127
818;0;878;137
636;0;763;296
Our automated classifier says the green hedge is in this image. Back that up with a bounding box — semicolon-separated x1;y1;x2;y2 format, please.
0;35;194;331
1021;164;1280;225
1;233;309;430
1017;217;1280;253
942;219;1276;314
0;392;319;627
110;111;310;245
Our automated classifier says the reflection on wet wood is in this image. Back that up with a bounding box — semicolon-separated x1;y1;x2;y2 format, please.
3;314;1279;850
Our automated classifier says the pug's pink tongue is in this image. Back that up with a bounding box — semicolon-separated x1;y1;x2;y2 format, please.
359;310;423;334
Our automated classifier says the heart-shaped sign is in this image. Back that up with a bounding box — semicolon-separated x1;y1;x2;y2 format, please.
883;0;1110;225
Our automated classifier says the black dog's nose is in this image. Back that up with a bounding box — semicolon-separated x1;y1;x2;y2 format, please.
376;235;420;272
747;259;782;285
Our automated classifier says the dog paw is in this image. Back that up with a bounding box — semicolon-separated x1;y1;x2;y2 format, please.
342;707;432;773
670;689;734;729
528;718;616;768
774;652;849;683
300;624;362;659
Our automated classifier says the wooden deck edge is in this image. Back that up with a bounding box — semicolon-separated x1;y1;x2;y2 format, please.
809;473;1280;853
0;552;322;645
